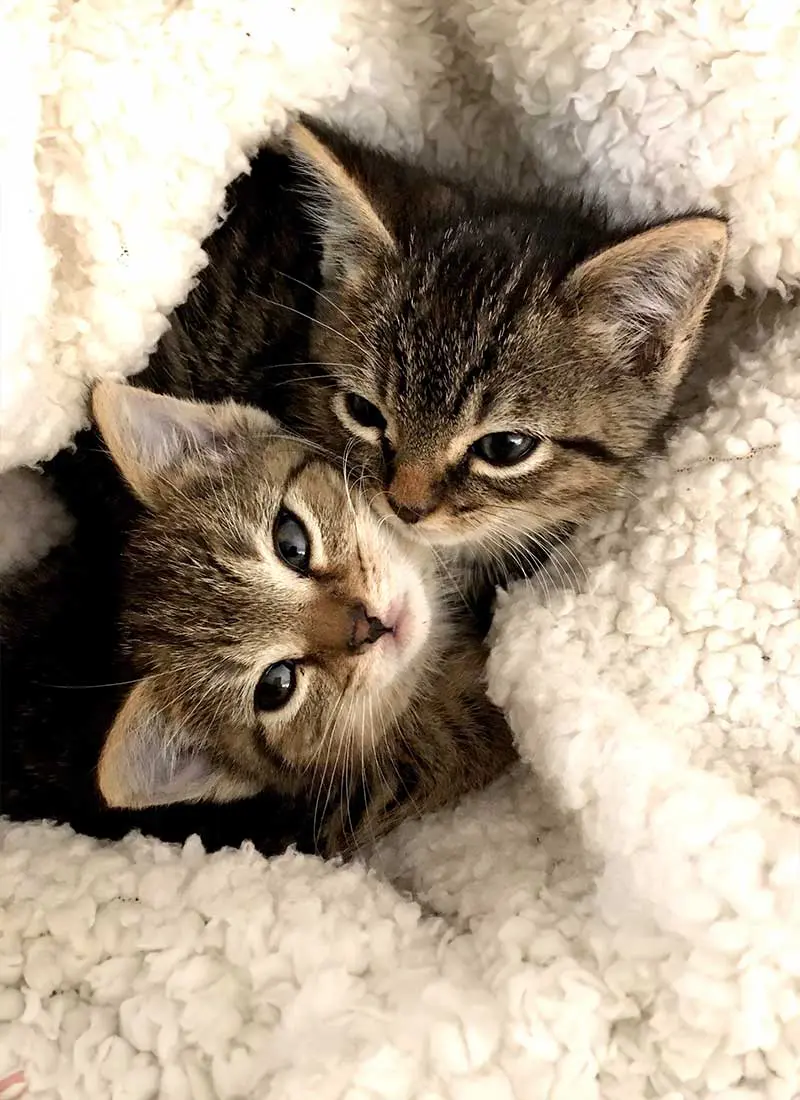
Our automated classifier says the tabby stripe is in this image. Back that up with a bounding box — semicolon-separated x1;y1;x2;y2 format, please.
451;261;535;417
556;437;623;464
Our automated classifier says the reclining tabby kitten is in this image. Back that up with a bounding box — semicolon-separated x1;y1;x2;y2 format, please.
1;383;514;858
140;117;727;615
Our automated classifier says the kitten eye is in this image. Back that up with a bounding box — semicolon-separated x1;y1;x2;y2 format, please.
471;432;539;467
254;661;296;712
345;392;387;432
274;509;310;573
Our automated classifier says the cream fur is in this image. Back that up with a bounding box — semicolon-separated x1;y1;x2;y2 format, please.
1;2;799;1097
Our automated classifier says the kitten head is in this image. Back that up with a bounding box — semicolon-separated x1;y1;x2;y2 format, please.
284;120;728;565
92;382;439;811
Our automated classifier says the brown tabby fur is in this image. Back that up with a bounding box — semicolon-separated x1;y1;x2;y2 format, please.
279;120;728;594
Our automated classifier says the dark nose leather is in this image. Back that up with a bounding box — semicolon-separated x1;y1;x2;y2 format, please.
350;603;391;648
386;496;435;525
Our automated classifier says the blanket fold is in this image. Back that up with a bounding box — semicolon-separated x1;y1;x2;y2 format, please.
1;2;798;1097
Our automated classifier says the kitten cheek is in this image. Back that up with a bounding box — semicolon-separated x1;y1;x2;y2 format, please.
409;510;502;549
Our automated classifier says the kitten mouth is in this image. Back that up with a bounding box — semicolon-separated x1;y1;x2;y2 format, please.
360;586;430;684
376;500;430;541
380;504;464;549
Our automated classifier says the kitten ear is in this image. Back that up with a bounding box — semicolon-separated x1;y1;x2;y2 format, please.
564;217;728;389
92;382;275;508
285;120;397;284
97;679;262;809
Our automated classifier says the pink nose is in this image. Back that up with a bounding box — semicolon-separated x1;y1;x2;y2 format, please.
349;603;391;648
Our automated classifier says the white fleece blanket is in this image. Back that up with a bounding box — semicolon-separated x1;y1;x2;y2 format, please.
1;2;799;1097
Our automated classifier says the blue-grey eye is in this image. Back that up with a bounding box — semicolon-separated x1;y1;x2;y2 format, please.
274;509;310;573
471;432;539;467
255;661;296;712
345;392;386;432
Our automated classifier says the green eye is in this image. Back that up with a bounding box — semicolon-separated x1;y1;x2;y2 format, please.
471;432;539;467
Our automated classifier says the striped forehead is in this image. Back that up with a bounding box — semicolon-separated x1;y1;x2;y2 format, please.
381;247;534;419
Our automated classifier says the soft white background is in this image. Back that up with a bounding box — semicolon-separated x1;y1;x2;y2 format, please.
1;1;799;1097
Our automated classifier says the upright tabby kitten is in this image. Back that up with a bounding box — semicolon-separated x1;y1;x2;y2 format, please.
1;384;514;857
279;120;728;591
78;119;725;611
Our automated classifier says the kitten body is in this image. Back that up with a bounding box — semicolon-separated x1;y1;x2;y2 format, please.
2;386;514;858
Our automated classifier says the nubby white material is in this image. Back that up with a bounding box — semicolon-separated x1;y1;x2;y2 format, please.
1;2;799;1097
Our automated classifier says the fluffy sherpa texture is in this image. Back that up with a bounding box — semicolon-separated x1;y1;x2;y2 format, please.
1;1;799;1097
